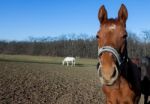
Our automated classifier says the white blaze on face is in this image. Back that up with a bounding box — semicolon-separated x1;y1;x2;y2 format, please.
109;24;116;30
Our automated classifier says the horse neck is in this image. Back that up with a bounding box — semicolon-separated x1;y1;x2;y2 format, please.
120;59;141;94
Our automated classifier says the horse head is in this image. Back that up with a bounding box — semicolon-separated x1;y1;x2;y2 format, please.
97;4;128;85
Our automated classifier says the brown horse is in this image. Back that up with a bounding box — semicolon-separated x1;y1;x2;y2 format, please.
131;56;150;104
96;4;141;104
140;57;150;104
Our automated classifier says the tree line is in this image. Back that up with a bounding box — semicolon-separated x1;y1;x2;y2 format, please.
0;32;149;58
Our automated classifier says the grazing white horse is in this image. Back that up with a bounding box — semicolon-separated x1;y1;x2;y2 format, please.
62;57;75;66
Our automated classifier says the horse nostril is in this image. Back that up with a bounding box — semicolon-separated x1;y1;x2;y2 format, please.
111;68;116;78
97;63;100;70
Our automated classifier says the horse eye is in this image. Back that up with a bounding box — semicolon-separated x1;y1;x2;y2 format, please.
96;35;99;39
122;34;127;38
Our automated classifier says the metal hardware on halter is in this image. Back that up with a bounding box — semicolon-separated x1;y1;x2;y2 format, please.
98;46;122;66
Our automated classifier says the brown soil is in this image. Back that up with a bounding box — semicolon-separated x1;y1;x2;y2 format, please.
0;61;146;104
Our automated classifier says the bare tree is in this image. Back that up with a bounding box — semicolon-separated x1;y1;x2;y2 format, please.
142;30;150;56
0;32;149;58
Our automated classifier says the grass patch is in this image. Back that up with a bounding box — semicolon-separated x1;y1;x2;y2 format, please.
0;54;98;67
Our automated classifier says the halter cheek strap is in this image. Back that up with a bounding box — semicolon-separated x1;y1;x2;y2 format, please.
98;46;122;66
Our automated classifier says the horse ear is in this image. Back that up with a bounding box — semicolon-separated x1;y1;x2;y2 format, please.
98;5;108;24
118;4;128;23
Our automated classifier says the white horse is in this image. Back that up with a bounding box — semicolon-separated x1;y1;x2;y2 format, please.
62;57;75;66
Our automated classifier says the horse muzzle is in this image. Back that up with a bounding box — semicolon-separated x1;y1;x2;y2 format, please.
97;46;122;85
97;63;119;85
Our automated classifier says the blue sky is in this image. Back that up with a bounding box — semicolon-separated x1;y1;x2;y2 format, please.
0;0;150;41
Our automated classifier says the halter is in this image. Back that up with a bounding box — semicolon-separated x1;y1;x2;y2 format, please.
97;46;128;85
98;46;122;66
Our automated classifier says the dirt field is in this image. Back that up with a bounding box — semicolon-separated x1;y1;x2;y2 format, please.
0;55;146;104
0;55;106;104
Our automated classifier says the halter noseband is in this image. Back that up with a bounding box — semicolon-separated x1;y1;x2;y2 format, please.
97;46;129;85
98;46;123;66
